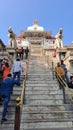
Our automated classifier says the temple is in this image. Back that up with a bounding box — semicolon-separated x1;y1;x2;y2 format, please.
1;20;73;74
15;20;55;50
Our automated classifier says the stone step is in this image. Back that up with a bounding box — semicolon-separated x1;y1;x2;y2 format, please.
21;118;73;123
28;67;49;70
26;80;57;84
27;71;52;73
25;102;73;107
12;91;22;94
29;58;47;61
20;121;73;129
25;88;60;92
0;106;15;112
29;64;45;66
28;65;49;67
28;66;50;69
0;109;72;120
28;72;51;75
25;90;63;95
25;99;63;105
28;63;47;65
0;113;15;119
26;84;59;89
22;104;73;111
22;110;73;117
22;104;65;110
27;74;53;77
11;93;21;97
27;76;54;78
0;125;14;130
29;61;47;63
20;128;73;130
10;95;21;99
28;68;52;70
27;72;54;75
25;94;63;100
28;62;47;64
29;58;45;60
27;77;55;81
28;73;52;76
0;103;16;108
27;75;53;78
13;87;22;91
27;77;54;80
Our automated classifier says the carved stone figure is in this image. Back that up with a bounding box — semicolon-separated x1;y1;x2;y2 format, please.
54;28;63;48
8;27;17;48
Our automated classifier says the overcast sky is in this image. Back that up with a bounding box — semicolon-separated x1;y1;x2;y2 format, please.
0;0;73;46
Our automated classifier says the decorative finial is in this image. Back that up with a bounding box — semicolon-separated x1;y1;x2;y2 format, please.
33;20;38;25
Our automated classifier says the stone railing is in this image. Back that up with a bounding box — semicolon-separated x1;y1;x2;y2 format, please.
0;51;13;65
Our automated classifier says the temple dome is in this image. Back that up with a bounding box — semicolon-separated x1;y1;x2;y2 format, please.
27;20;44;32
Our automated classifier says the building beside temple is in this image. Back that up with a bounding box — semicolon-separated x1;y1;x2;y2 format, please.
0;39;13;64
0;39;6;51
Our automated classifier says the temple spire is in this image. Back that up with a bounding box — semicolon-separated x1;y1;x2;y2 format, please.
33;20;38;25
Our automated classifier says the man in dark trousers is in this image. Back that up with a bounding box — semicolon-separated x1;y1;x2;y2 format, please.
0;73;20;123
25;46;29;59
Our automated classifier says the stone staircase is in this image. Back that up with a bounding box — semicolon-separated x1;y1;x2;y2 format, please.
30;43;43;57
0;61;25;130
20;56;73;130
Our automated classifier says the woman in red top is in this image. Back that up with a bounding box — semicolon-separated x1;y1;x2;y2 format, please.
2;62;11;79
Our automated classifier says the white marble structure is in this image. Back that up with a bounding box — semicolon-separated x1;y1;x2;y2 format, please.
8;27;17;48
15;21;64;51
16;36;29;49
27;20;44;32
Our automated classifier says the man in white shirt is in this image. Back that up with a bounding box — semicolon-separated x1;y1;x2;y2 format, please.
12;57;24;83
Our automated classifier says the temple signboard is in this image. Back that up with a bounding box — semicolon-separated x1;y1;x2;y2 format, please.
28;37;43;43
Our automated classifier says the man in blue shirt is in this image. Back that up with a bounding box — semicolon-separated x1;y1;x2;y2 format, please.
0;73;20;123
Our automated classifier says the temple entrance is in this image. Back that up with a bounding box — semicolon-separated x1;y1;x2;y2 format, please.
30;42;43;56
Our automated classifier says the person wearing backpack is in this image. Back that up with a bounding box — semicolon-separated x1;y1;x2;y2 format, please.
61;60;69;83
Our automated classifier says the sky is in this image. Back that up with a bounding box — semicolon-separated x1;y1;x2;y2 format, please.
0;0;73;46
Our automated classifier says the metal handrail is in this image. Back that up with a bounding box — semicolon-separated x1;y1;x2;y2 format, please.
21;61;28;106
45;55;73;103
14;61;29;130
55;71;73;103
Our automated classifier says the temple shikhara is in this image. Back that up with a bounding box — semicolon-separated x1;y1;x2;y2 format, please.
1;20;73;129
